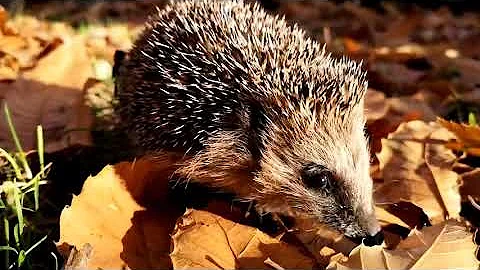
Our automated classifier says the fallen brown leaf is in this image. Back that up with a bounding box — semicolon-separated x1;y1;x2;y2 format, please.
0;6;7;31
365;88;389;123
291;217;358;268
375;120;461;223
367;94;437;155
328;219;478;270
459;168;480;200
170;209;315;269
0;51;19;81
438;117;480;157
0;35;93;152
58;164;144;269
58;158;183;269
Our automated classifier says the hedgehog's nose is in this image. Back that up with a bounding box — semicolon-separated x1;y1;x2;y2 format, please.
363;230;384;246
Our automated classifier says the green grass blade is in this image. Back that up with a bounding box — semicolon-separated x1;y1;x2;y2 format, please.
13;188;24;236
3;217;9;243
22;161;51;211
22;163;50;189
36;125;45;174
2;218;10;269
3;102;32;179
0;148;22;181
17;249;26;267
24;234;47;257
13;224;20;248
21;207;35;213
468;112;478;126
21;181;48;195
0;246;18;254
0;246;17;269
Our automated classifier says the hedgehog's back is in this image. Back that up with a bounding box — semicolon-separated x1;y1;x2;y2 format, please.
115;0;360;155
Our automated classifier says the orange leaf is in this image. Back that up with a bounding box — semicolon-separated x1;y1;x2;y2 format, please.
170;209;316;269
58;158;183;269
328;220;478;270
375;121;461;223
0;35;93;152
438;117;480;156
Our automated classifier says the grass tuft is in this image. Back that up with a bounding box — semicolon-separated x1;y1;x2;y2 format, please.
0;102;57;269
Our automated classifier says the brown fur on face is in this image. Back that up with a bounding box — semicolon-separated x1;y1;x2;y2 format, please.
250;96;380;238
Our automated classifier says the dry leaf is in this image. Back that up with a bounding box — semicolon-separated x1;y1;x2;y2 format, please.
365;88;389;123
375;120;461;223
0;51;19;81
375;206;410;229
0;6;7;32
328;220;478;270
424;128;462;219
291;217;358;268
367;94;437;155
438;117;480;156
392;219;478;269
58;164;144;269
459;168;480;199
170;209;315;269
58;158;183;269
0;35;93;152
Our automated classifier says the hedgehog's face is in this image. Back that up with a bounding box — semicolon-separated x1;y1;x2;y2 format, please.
254;103;383;246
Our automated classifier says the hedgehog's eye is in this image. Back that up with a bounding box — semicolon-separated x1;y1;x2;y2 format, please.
301;163;333;191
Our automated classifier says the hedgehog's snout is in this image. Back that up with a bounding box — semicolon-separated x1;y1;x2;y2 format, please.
345;207;384;246
363;230;384;246
360;209;384;246
346;230;384;246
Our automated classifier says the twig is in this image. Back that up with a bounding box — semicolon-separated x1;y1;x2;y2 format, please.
468;195;480;211
264;257;285;270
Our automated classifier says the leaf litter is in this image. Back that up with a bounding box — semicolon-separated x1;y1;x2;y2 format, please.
0;1;480;269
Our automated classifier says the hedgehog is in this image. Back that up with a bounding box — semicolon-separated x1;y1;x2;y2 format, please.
114;0;384;246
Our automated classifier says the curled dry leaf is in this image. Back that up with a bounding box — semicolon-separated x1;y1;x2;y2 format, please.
437;117;480;157
328;219;478;270
375;120;461;223
170;209;315;269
